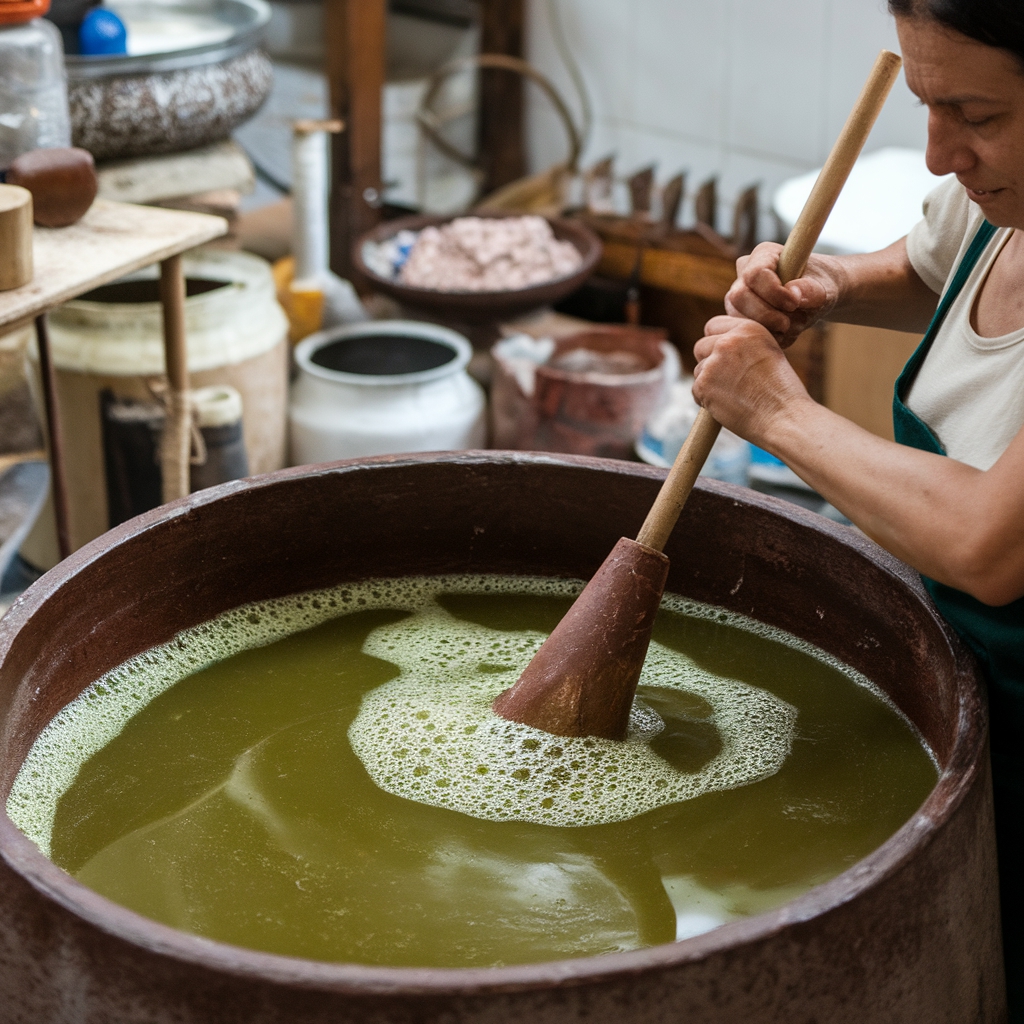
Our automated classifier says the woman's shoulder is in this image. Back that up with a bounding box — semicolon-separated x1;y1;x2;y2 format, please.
906;178;984;295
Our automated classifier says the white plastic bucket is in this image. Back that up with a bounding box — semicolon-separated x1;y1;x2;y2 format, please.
23;248;289;564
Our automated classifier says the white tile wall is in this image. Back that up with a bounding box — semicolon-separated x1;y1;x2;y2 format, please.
727;0;830;165
824;2;927;152
633;0;729;144
525;0;929;238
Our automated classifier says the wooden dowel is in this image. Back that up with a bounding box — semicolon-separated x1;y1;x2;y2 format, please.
159;255;191;503
635;49;903;554
636;409;721;552
35;314;71;560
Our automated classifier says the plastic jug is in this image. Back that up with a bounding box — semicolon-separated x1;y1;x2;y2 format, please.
0;0;71;170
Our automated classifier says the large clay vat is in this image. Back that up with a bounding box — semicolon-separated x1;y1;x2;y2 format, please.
0;452;1007;1023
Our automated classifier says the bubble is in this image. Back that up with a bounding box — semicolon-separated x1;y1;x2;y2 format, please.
347;600;799;828
5;572;896;856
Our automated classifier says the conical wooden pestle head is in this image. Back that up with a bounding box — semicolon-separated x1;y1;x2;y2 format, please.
492;537;670;740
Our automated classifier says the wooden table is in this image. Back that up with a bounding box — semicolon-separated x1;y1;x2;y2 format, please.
0;199;227;558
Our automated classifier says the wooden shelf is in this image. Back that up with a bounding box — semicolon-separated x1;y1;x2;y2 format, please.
0;198;227;562
0;199;227;333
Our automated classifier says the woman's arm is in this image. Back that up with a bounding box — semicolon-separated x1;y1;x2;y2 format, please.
692;316;1024;606
727;237;940;344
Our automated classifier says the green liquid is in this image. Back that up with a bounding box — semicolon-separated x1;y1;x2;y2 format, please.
9;578;937;968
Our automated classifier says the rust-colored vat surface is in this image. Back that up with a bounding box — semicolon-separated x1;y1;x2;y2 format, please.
0;452;1007;1023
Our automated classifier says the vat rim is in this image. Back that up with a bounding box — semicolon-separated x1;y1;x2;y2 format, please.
0;450;987;996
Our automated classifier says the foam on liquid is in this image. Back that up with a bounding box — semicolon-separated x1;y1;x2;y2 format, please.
11;573;892;854
349;603;796;827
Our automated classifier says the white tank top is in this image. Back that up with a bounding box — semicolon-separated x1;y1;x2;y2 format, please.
904;178;1024;471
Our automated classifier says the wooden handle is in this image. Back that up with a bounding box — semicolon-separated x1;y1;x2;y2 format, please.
778;49;902;284
636;408;721;551
635;48;902;553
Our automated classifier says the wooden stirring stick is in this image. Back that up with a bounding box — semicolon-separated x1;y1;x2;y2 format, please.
494;49;903;741
639;48;903;551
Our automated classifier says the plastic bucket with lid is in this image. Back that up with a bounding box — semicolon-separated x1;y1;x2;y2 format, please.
22;246;288;566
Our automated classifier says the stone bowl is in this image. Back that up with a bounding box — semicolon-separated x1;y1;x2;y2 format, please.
353;214;603;324
0;452;1006;1022
66;0;273;161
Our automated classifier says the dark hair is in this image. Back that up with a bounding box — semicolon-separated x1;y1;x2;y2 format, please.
889;0;1024;69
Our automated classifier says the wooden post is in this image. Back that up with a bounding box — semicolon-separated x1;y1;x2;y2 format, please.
324;0;386;282
159;255;191;503
478;0;526;194
34;314;71;560
0;185;33;291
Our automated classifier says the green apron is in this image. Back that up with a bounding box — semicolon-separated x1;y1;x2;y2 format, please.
893;219;1023;1019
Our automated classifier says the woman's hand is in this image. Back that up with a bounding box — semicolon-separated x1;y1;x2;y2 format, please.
725;243;846;346
693;315;1024;606
692;316;813;447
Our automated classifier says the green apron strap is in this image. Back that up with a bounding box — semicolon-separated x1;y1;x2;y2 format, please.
893;219;999;454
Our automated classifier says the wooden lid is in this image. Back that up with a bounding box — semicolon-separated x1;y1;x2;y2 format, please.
0;184;32;212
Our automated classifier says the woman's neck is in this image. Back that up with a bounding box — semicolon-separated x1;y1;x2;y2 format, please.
972;228;1024;337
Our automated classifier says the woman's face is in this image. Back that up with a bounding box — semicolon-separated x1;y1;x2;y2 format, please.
898;15;1024;229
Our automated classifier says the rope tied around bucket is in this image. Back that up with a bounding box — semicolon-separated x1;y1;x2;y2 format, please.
147;379;207;471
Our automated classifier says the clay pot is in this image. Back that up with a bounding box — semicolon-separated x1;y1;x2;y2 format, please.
289;320;486;464
490;326;677;459
21;247;289;567
0;453;1006;1022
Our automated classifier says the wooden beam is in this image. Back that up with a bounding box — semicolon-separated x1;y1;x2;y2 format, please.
598;241;737;304
478;0;526;194
324;0;386;281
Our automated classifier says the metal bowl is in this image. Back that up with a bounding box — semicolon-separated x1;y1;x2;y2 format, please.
65;0;270;77
353;214;604;324
66;0;272;161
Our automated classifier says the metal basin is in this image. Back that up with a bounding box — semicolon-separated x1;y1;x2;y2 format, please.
0;452;1007;1022
66;0;272;161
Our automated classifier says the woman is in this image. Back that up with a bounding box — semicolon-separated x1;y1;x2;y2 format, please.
692;0;1023;1015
